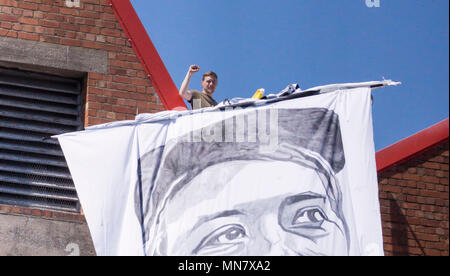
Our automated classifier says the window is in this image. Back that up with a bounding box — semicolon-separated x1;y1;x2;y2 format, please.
0;68;82;212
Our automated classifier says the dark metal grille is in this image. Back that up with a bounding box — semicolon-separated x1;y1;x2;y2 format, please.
0;68;82;213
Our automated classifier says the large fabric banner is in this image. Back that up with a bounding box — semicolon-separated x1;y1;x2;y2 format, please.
57;85;385;256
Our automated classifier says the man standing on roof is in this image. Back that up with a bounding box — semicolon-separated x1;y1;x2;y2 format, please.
179;65;218;110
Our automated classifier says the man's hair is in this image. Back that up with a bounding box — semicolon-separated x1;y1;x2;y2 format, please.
202;71;218;81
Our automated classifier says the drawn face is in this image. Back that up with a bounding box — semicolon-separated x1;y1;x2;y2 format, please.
158;160;348;256
201;76;217;95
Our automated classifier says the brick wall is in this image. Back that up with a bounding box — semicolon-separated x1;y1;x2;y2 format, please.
0;204;85;222
0;0;166;128
378;140;449;256
0;0;166;254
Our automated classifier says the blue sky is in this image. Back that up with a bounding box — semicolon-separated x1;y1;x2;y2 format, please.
130;0;449;151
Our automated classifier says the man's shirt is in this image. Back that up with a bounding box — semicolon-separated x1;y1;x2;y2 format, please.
188;90;218;110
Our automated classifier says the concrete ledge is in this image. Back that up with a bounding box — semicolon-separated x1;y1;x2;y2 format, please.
0;212;95;256
0;37;108;74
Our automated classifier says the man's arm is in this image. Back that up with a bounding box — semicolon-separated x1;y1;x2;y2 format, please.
179;65;200;101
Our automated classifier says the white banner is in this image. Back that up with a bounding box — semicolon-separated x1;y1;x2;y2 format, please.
57;85;384;256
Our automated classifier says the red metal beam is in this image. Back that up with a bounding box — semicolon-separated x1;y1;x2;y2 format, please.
109;0;187;111
376;118;449;172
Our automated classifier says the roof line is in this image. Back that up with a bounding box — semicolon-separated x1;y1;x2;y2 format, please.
376;118;449;172
109;0;187;111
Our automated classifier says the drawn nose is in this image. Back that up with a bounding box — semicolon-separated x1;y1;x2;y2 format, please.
258;213;286;255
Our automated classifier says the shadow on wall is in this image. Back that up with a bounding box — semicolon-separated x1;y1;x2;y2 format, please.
387;192;426;256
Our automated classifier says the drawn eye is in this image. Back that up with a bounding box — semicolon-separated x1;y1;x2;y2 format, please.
204;224;246;245
217;227;245;242
292;207;327;228
194;224;247;254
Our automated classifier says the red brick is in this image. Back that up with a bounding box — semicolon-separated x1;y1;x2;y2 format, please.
0;21;12;28
435;170;448;178
423;162;441;169
22;25;35;32
0;204;12;212
31;209;42;216
60;38;81;47
18;32;39;41
18;1;38;10
0;0;18;7
424;248;442;256
106;97;117;105
43;13;65;22
81;40;103;49
422;176;440;184
60;22;79;32
0;13;18;22
403;173;421;181
59;7;79;16
101;28;121;37
87;101;101;110
12;23;22;31
12;8;22;16
408;247;425;255
39;35;60;44
87;117;112;126
112;105;136;114
39;19;59;28
112;75;132;84
5;30;17;38
79;10;100;19
429;156;445;163
101;104;112;111
22;208;32;215
43;210;52;217
33;10;44;18
100;12;116;21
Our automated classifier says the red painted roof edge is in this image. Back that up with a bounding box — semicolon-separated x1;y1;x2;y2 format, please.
109;0;187;111
376;118;449;172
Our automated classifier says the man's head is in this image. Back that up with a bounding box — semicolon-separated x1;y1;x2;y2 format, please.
201;71;218;96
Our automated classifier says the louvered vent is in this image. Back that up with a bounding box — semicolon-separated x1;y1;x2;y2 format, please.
0;68;82;213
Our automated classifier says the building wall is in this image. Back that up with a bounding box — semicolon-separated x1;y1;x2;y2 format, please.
0;206;95;256
1;1;448;257
0;0;165;256
378;140;449;256
0;0;165;126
